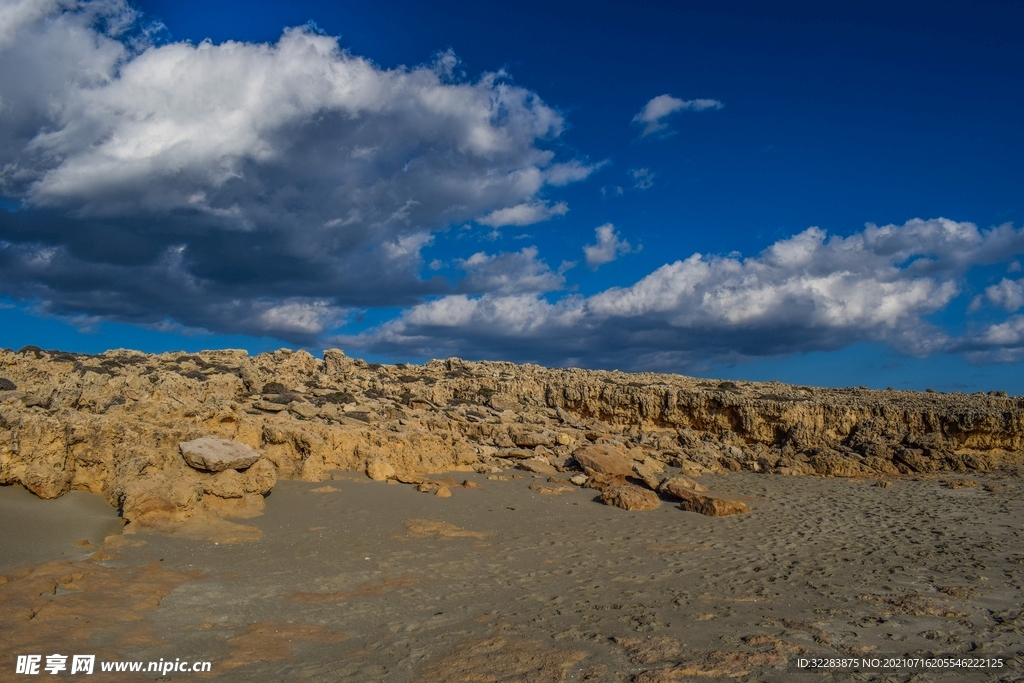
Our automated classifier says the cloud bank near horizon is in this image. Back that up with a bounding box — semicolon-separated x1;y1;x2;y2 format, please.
339;218;1024;370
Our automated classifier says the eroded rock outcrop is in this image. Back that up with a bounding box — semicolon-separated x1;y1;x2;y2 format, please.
1;345;1022;526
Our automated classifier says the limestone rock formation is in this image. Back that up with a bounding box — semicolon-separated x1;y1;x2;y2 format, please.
1;345;1022;528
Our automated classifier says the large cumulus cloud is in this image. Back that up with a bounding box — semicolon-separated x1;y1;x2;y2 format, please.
0;0;593;341
343;218;1024;370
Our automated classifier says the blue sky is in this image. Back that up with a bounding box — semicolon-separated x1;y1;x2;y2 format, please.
1;0;1023;392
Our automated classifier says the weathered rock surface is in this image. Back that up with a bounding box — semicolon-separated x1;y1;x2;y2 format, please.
517;459;558;475
573;444;634;476
600;482;661;510
365;458;396;481
179;437;260;472
660;476;709;497
632;458;667;490
675;490;750;517
1;345;1022;528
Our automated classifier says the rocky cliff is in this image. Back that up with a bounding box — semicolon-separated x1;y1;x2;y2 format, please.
1;346;1021;526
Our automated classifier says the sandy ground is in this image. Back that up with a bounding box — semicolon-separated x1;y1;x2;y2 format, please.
1;471;1023;682
0;487;125;572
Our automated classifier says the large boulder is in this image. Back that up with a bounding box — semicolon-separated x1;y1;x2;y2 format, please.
365;458;396;481
179;438;260;472
600;482;660;510
120;455;276;530
572;444;634;477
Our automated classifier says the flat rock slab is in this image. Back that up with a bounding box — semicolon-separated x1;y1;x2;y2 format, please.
675;489;750;516
287;401;319;419
517;460;558;475
513;431;555;448
179;438;260;472
660;476;709;498
251;400;287;412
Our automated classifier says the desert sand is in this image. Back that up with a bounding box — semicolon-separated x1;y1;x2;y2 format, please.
2;467;1022;682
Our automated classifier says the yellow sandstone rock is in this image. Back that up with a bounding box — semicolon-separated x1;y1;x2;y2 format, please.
0;345;1021;528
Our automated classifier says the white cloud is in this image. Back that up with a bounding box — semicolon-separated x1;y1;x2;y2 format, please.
258;300;342;335
543;159;605;186
957;279;1024;363
632;94;723;137
456;246;563;294
983;278;1024;312
977;316;1024;346
477;200;568;227
583;223;637;268
628;167;655;190
345;218;1024;369
0;1;593;341
0;0;70;49
959;315;1024;364
18;31;562;209
358;294;586;357
381;232;434;261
